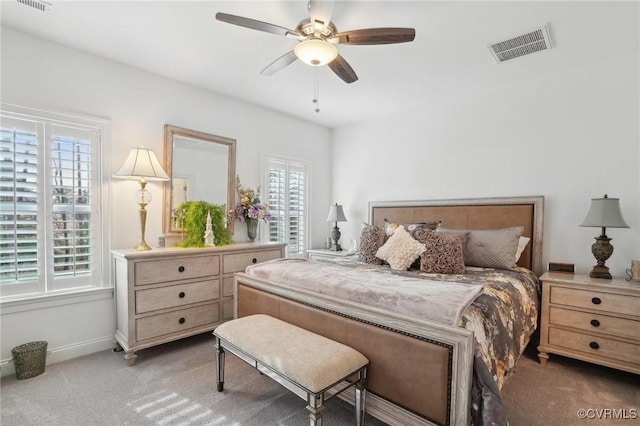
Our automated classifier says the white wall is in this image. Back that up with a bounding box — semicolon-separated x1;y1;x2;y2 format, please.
332;52;640;278
0;27;332;373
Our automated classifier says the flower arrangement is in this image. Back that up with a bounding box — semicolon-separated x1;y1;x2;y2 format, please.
231;176;271;222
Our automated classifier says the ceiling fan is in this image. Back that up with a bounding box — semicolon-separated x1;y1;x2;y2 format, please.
215;1;416;84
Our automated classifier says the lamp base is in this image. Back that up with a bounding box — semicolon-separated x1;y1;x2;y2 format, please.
589;265;612;279
590;235;613;280
134;241;152;251
330;224;342;251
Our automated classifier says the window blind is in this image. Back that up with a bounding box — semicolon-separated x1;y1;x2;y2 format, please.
266;159;308;257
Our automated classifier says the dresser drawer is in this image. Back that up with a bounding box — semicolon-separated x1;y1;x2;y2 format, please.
135;279;220;314
136;303;220;341
549;327;640;365
550;286;639;317
134;255;220;285
549;307;640;341
222;249;282;274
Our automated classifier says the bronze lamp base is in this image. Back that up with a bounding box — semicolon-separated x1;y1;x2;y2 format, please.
589;235;613;279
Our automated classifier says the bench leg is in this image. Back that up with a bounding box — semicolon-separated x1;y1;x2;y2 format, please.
355;367;368;426
306;393;325;426
215;337;225;392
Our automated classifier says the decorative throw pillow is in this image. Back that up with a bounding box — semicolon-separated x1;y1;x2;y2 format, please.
384;218;441;238
417;230;466;274
358;223;385;264
375;225;426;270
515;236;531;263
439;226;524;270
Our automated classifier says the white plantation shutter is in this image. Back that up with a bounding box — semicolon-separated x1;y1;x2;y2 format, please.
0;123;40;289
1;107;106;299
266;158;308;257
50;128;96;280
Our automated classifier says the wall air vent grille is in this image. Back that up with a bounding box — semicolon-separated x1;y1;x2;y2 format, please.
488;25;552;63
17;0;51;12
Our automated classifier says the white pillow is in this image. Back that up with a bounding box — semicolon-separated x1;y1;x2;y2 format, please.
515;236;531;262
376;225;426;270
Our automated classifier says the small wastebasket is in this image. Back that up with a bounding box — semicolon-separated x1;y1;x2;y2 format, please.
12;341;48;380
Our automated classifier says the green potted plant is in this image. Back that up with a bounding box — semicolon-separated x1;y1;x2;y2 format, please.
174;201;232;247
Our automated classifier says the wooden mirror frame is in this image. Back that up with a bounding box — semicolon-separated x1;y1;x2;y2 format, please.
163;124;236;236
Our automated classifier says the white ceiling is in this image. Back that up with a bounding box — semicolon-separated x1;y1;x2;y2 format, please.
1;1;638;128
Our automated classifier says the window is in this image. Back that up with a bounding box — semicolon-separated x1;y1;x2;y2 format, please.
264;157;308;257
0;105;109;300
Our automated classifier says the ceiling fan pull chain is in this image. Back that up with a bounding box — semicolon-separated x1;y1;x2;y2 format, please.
313;71;320;113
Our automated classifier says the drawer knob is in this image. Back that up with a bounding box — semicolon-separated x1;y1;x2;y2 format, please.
252;258;257;264
178;317;186;324
590;319;600;327
179;291;185;299
178;266;185;273
589;341;599;350
591;297;601;305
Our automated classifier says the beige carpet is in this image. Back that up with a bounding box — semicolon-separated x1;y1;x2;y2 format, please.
501;346;639;426
1;333;638;425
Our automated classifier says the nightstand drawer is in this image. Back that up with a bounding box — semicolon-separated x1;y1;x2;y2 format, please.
549;328;640;365
550;286;639;317
135;255;220;285
135;279;220;314
549;307;640;340
136;303;220;341
222;250;282;274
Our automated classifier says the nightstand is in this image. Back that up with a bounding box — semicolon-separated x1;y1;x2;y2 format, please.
537;272;640;374
307;249;356;262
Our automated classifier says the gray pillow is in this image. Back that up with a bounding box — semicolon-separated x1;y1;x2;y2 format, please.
438;226;524;270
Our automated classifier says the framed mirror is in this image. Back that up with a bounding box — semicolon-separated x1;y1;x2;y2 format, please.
163;124;236;235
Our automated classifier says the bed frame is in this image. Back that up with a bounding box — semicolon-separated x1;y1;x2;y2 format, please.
234;196;544;425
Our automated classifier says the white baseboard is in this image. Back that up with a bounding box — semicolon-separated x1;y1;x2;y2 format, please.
0;336;115;378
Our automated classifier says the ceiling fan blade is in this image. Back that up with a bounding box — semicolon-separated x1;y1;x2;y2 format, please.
215;12;299;38
333;28;416;45
308;0;334;32
261;50;298;76
328;54;358;84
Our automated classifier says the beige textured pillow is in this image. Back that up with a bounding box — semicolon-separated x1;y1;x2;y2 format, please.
376;225;426;270
438;226;524;270
418;230;466;274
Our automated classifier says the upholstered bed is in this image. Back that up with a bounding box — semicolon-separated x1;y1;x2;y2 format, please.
233;196;544;426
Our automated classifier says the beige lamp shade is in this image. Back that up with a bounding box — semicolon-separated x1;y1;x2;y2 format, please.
580;195;629;229
114;147;170;181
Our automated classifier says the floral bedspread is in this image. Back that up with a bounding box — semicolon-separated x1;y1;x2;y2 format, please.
301;257;540;425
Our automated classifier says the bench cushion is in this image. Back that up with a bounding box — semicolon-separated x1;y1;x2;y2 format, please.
215;314;369;393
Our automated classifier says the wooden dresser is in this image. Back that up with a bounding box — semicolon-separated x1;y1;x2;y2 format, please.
538;272;640;374
112;242;286;365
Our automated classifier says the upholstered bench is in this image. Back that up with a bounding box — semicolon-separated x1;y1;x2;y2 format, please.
213;314;369;426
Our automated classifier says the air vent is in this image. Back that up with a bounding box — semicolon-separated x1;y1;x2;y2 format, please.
17;0;51;12
488;25;552;63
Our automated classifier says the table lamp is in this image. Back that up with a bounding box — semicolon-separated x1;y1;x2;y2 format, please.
114;147;170;251
580;194;629;279
326;203;347;251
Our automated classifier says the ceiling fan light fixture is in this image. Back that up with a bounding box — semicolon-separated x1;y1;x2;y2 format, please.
294;38;338;66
